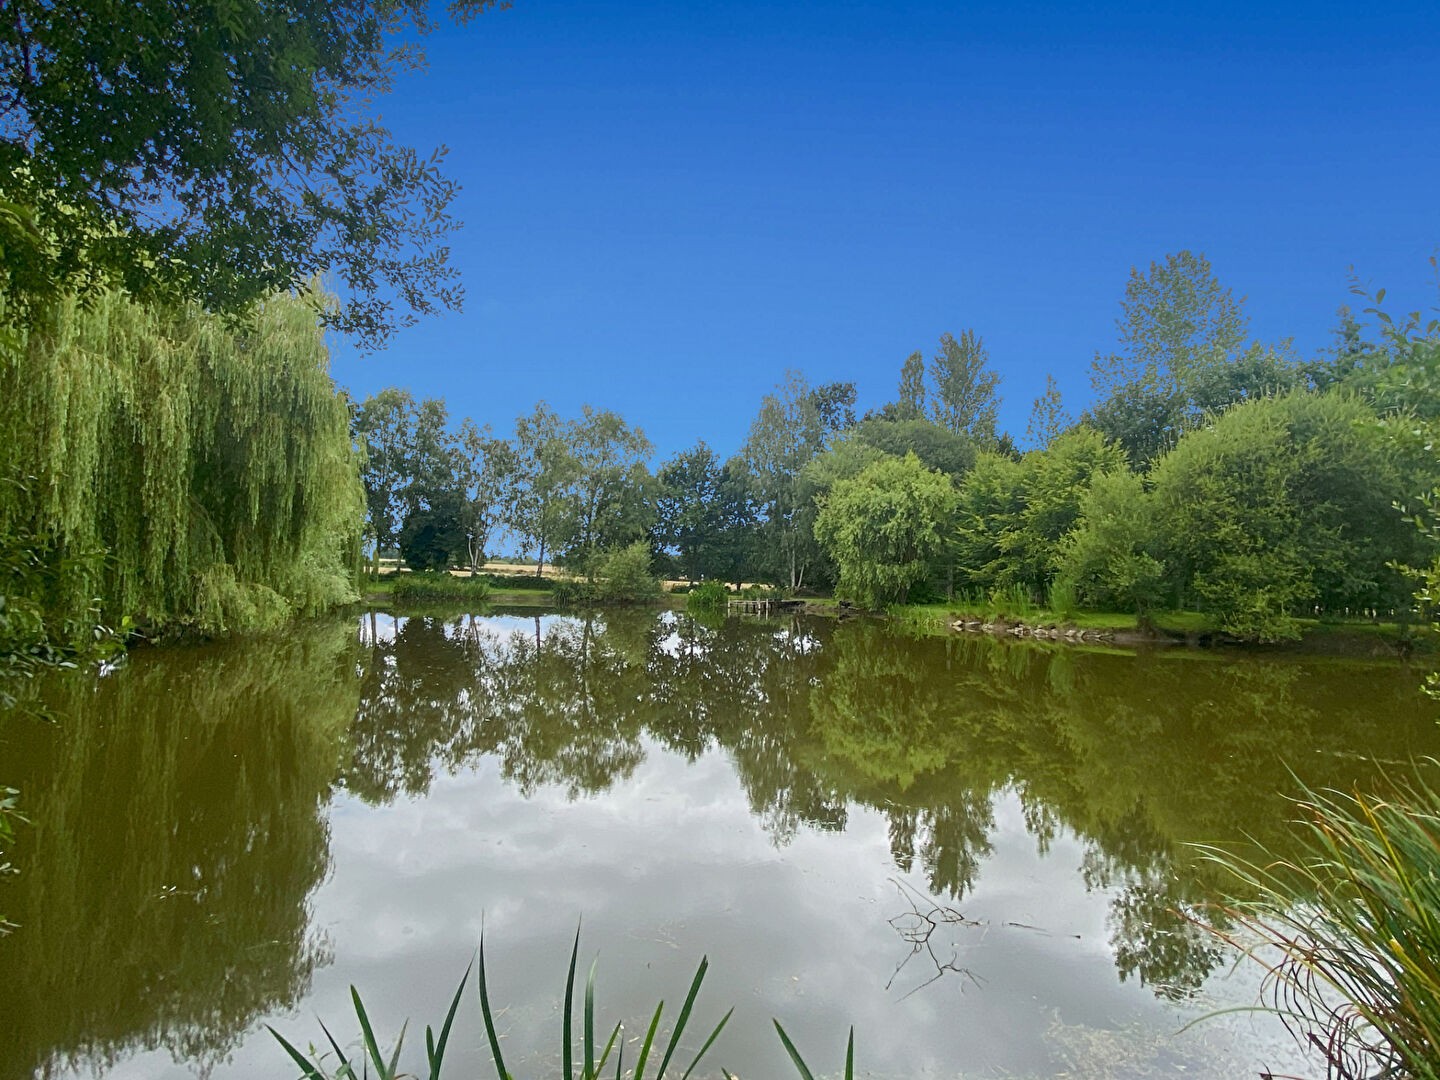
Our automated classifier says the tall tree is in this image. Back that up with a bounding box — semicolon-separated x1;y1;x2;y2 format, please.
928;331;1002;446
510;404;575;579
354;389;418;567
742;372;856;590
563;406;653;578
0;0;506;347
898;351;927;419
1025;375;1072;450
456;421;517;574
1085;251;1301;466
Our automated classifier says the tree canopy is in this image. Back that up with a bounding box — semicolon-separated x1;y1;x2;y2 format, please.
0;0;505;347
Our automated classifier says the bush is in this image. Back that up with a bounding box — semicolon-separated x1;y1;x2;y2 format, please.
593;542;661;604
390;573;492;604
687;580;730;613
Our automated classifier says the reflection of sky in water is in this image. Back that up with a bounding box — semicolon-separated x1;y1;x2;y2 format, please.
102;737;1313;1080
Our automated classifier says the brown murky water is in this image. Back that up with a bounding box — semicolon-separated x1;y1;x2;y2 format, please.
3;609;1437;1079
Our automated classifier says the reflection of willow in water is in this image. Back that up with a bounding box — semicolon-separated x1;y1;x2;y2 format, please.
0;624;361;1078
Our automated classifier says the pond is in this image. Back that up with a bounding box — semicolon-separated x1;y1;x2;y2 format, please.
2;608;1438;1079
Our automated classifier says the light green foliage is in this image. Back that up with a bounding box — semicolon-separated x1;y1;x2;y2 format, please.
686;580;729;613
897;349;926;419
1087;252;1304;466
456;420;519;573
814;453;957;609
0;290;363;641
355;389;420;556
563;407;654;580
951;428;1127;597
1056;470;1165;617
927;330;1002;446
592;541;662;604
0;1;506;348
1025;374;1072;450
950;451;1026;595
1149;390;1421;641
511;403;578;578
743;371;857;590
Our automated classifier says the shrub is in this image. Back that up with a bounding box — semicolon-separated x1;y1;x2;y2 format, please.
593;542;661;604
687;580;729;614
390;572;492;604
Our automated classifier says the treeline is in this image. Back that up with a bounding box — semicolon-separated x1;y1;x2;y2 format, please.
359;252;1440;641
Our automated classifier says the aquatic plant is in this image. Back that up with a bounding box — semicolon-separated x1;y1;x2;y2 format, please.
685;580;729;614
1198;769;1440;1079
390;573;494;604
267;928;852;1079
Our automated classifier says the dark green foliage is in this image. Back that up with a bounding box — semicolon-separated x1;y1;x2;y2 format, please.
399;494;467;572
0;0;504;348
389;572;492;604
849;417;978;476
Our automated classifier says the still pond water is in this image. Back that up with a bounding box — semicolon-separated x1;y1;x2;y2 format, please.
3;609;1439;1079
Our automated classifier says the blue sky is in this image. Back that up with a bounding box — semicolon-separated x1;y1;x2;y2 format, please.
328;0;1440;460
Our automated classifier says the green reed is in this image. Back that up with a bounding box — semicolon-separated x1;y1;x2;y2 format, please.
268;927;851;1079
1198;768;1440;1080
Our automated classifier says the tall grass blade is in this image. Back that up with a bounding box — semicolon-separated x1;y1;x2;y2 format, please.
584;956;597;1080
266;1026;328;1080
427;957;473;1079
677;1006;733;1080
318;1017;358;1079
772;1020;816;1080
632;1000;664;1080
844;1026;854;1080
655;955;710;1078
478;933;511;1080
563;926;580;1080
350;986;390;1078
595;1021;622;1078
385;1021;407;1080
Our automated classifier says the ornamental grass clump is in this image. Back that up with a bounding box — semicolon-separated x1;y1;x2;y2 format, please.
1199;769;1440;1080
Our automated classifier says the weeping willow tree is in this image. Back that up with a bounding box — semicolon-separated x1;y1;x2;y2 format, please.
0;288;363;644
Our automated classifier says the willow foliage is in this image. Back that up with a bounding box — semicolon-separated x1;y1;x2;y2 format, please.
0;290;363;641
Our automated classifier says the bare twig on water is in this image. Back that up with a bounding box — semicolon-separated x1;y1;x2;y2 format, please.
884;877;984;999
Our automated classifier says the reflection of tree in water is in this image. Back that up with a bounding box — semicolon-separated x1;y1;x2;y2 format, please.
1;623;361;1078
337;610;1440;1006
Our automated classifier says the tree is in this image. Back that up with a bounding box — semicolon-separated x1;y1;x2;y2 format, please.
814;453;958;609
1025;375;1072;450
850;417;977;477
1055;470;1166;617
455;421;517;575
354;389;417;565
562;407;653;579
509;404;575;579
0;0;506;347
742;372;856;590
928;331;1002;445
1148;390;1425;641
655;442;725;582
897;351;926;419
1085;251;1303;466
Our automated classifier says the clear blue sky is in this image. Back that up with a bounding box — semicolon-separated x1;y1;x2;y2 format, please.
328;0;1440;460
